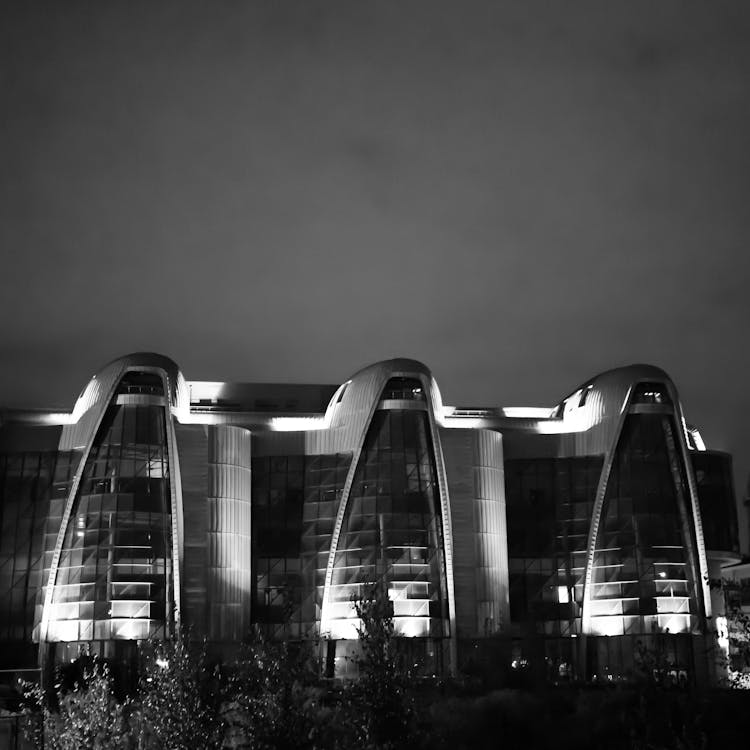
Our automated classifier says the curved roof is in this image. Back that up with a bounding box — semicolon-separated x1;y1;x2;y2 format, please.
560;363;673;407
347;357;432;381
60;352;188;450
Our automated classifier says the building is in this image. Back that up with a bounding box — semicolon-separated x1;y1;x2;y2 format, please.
0;353;740;685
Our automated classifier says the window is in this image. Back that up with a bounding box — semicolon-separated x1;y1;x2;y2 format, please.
116;372;164;397
631;383;671;405
380;378;426;402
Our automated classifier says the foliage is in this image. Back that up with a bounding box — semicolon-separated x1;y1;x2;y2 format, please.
22;639;221;750
723;583;750;688
221;627;327;750
136;636;222;750
16;588;418;749
350;583;416;750
24;584;750;749
22;658;132;750
708;576;750;689
15;633;750;750
632;635;688;688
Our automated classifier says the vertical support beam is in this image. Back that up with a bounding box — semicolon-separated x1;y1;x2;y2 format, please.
426;400;458;676
164;395;184;635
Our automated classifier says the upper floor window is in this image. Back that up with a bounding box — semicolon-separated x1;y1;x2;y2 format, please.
117;371;164;396
631;382;671;405
380;377;426;401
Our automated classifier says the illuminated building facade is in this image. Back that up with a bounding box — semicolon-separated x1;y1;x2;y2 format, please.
0;354;740;684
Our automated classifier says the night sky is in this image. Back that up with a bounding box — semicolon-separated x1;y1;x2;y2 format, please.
2;2;749;544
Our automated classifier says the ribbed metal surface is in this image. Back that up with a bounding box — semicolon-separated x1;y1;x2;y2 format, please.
206;425;252;641
441;428;507;638
163;402;183;630
441;429;477;638
58;369;113;453
562;364;669;458
319;362;395;454
424;382;458;670
59;353;184;451
473;430;508;634
174;423;209;633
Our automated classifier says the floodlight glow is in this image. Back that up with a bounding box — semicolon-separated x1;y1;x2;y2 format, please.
436;410;486;429
589;616;624;636
70;379;102;423
394;617;430;638
534;415;592;434
325;618;361;640
26;412;75;425
269;416;328;431
659;615;690;634
501;407;555;418
717;616;729;654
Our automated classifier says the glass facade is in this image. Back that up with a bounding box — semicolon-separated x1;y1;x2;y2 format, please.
588;414;700;639
506;419;706;684
506;457;603;642
251;452;351;639
0;450;74;667
692;452;739;554
45;401;174;646
328;408;449;640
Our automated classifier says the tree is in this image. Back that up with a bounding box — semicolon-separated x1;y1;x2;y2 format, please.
221;627;325;749
22;658;132;750
135;636;222;750
350;583;415;750
721;579;750;689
